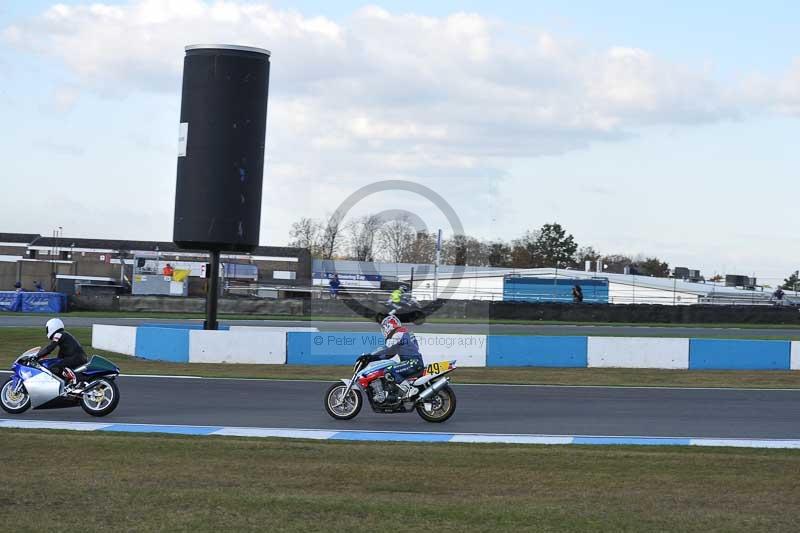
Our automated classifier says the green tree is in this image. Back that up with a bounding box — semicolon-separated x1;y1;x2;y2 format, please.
635;257;670;277
486;241;512;267
782;271;800;290
601;254;634;274
533;223;578;267
509;223;578;268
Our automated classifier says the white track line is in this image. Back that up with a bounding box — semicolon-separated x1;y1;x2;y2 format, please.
1;369;799;391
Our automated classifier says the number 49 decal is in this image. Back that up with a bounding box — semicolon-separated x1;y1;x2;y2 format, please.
425;361;449;375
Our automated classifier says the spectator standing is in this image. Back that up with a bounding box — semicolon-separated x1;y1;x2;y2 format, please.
773;286;785;305
14;281;23;293
162;263;175;278
572;284;584;303
329;274;341;299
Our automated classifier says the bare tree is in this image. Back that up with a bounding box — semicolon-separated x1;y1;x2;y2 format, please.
347;214;382;261
406;231;436;264
572;246;601;269
288;217;321;255
468;238;490;266
319;212;346;260
378;217;416;263
443;234;488;266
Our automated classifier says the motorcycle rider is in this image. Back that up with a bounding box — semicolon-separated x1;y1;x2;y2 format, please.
33;318;88;386
358;314;424;400
387;284;410;312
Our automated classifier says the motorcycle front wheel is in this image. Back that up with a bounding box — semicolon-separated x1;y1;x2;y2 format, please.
81;379;120;417
416;386;456;423
324;383;362;420
0;378;31;414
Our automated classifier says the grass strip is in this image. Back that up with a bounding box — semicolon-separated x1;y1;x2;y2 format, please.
3;309;800;330
0;327;798;388
0;429;798;532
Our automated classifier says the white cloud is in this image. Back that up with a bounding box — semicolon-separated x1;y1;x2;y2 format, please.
52;85;80;112
4;1;740;173
6;1;798;265
742;59;800;117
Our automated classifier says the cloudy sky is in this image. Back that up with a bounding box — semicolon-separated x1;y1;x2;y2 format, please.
1;1;798;282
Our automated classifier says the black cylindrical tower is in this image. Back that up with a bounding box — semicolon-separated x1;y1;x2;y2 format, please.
173;44;271;252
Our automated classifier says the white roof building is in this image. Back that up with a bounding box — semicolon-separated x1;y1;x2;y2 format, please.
313;259;774;305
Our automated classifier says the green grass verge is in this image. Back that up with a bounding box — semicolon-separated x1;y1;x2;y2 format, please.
0;429;798;532
1;327;798;388
4;309;800;330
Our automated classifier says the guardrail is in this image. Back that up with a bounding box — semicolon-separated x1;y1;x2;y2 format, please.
92;326;800;371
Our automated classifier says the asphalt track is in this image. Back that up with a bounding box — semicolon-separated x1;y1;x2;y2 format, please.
2;316;800;338
6;376;800;439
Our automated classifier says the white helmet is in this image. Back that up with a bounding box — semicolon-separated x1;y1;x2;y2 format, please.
380;314;402;338
45;318;65;339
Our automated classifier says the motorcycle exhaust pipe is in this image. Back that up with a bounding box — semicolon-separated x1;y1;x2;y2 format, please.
82;380;107;393
418;377;449;401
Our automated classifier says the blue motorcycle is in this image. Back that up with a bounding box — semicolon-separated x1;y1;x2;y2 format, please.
1;347;121;417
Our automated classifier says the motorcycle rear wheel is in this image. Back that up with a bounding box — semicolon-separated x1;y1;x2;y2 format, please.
0;378;30;414
81;379;120;417
324;383;362;420
416;386;456;423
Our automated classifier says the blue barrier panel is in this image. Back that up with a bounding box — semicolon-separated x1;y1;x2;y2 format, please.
0;292;21;312
0;292;65;313
487;336;588;367
20;292;66;313
287;332;384;365
134;327;190;363
503;277;609;303
689;339;791;370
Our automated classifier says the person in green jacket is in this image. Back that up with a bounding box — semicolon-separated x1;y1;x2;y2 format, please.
388;285;410;311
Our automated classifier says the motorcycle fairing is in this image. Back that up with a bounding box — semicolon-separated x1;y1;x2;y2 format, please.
74;355;120;377
358;358;398;376
19;366;63;408
351;358;399;388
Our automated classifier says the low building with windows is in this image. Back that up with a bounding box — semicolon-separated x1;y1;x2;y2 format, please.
0;232;311;294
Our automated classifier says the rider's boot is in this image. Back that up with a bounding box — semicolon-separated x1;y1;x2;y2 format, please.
63;368;77;386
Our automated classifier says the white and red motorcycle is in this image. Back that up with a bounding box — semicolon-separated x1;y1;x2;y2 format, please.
324;357;457;423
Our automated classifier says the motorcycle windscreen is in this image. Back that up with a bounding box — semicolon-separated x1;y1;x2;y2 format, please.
24;370;63;408
84;355;119;374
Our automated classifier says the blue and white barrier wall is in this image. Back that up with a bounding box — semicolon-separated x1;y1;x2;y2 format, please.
688;339;791;370
190;330;287;364
284;333;487;367
587;337;689;369
91;325;800;370
92;325;314;364
92;325;137;356
487;336;587;367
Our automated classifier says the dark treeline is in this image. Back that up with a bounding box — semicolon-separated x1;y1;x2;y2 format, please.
289;215;671;277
